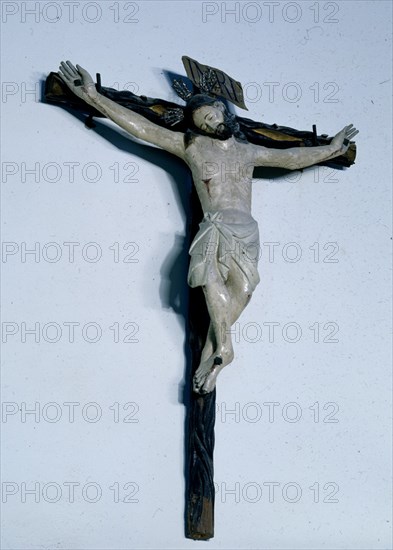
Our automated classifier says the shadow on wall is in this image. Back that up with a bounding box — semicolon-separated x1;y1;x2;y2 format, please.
40;74;296;387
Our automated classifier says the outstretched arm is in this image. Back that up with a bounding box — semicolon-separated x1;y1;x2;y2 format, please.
251;125;358;170
58;61;186;160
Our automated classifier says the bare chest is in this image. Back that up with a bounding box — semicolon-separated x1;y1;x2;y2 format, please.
185;136;253;182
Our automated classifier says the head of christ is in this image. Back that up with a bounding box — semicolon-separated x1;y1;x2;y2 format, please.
183;93;246;142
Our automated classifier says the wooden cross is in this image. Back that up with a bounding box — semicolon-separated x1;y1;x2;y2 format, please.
45;58;358;539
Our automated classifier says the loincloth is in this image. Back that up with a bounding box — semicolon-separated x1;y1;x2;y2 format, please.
187;210;261;292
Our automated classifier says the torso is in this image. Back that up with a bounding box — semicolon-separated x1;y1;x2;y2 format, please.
184;135;255;219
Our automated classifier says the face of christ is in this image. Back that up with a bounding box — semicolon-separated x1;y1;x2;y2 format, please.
191;101;232;139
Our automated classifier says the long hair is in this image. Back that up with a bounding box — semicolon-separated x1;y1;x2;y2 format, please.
182;94;247;147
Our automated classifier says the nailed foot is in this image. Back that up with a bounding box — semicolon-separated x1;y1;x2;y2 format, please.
193;350;233;394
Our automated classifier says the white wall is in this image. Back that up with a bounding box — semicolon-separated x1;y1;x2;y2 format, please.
1;1;392;548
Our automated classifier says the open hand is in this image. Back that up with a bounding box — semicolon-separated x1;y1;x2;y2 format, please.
58;61;98;103
331;124;359;155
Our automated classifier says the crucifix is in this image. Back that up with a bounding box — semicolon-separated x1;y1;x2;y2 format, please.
45;56;358;540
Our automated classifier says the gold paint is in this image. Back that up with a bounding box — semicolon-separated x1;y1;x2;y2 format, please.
149;105;167;115
252;128;302;142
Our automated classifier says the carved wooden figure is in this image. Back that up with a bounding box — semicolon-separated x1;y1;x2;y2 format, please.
46;57;358;539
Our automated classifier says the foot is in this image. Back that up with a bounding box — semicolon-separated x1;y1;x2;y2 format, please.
193;355;216;394
198;362;224;394
193;348;234;394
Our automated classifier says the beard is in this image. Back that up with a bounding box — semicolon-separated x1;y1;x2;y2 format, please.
185;108;247;148
214;122;233;140
214;112;245;141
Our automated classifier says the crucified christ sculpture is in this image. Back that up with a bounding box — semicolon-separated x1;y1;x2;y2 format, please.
57;60;358;395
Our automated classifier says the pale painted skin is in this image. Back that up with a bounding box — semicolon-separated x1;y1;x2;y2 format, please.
58;61;358;394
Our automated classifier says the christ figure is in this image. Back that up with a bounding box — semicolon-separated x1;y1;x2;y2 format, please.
58;60;358;394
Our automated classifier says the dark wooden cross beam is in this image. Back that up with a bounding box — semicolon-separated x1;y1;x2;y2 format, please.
185;187;216;540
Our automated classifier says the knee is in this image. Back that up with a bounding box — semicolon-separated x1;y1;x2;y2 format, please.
238;288;252;306
241;283;252;303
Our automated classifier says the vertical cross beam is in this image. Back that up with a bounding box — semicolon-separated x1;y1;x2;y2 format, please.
185;187;216;540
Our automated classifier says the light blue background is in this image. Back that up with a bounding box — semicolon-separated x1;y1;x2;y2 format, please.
1;1;392;548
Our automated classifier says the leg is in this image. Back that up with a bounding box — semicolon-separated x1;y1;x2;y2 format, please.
193;262;254;394
200;322;216;362
193;271;232;394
